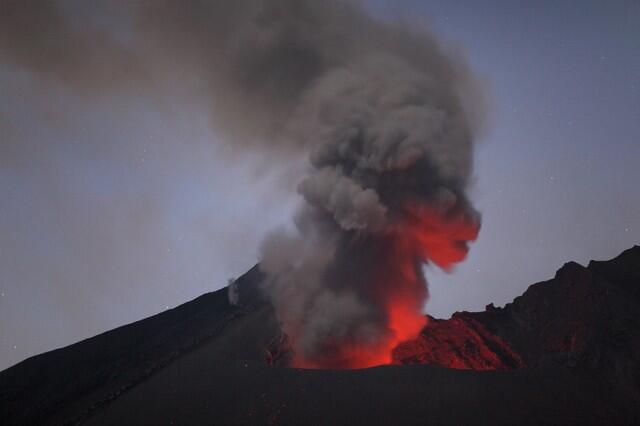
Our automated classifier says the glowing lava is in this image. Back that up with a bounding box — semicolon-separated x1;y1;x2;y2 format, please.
291;205;480;369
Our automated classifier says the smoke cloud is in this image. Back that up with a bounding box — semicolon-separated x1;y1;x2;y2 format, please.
1;0;483;368
138;0;485;368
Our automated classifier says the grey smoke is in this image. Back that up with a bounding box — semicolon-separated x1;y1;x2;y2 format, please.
137;0;484;365
1;0;484;367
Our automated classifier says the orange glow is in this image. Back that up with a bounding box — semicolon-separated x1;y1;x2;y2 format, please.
403;203;480;270
291;204;480;369
392;316;524;370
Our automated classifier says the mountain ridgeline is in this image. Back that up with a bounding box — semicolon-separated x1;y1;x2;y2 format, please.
1;247;639;425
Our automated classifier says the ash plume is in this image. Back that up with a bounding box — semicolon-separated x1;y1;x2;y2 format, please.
1;0;484;368
144;0;485;368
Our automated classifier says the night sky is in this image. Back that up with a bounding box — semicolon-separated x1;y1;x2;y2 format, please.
1;0;638;371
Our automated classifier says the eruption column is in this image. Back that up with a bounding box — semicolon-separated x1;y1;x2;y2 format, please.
136;0;486;369
1;1;485;369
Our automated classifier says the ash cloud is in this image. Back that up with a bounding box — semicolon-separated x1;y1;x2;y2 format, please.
138;0;485;367
0;0;146;93
1;0;484;368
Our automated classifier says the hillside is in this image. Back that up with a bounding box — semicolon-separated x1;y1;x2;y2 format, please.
1;247;639;425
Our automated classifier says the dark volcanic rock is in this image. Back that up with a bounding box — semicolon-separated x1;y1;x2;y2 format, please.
467;246;640;400
1;247;639;425
392;315;524;370
0;265;280;425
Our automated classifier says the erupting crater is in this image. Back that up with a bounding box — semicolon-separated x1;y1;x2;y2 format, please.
267;312;524;371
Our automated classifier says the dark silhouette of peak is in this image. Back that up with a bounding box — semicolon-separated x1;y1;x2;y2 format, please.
1;247;639;425
0;265;278;425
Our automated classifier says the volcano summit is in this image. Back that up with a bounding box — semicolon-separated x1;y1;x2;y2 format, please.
2;246;639;425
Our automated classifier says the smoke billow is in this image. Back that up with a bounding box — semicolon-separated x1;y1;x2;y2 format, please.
143;0;485;368
1;0;483;368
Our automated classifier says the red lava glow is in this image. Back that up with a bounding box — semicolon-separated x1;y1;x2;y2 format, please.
392;315;524;370
293;205;480;370
404;203;481;271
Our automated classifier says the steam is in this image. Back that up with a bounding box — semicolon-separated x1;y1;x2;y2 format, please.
227;278;240;307
1;0;483;368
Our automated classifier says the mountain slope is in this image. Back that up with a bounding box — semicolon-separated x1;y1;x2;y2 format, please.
1;247;639;425
0;266;277;425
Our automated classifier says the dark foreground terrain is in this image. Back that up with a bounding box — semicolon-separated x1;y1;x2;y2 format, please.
1;247;639;425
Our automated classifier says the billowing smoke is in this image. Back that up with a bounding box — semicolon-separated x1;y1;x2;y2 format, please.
139;0;484;368
1;0;483;368
248;3;482;368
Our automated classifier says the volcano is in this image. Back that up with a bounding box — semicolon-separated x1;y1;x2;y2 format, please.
1;247;640;425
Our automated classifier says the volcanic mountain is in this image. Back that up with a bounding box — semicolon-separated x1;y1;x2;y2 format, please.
1;247;639;425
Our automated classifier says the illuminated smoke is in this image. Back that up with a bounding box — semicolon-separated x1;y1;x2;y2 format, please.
1;0;484;368
141;0;485;368
199;2;485;368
